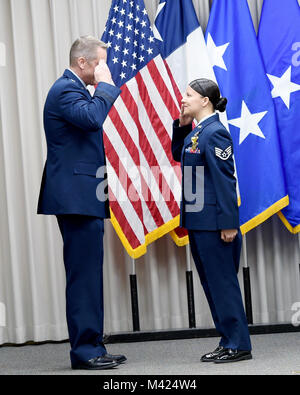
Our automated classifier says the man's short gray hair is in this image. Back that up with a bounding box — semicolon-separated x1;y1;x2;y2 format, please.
70;36;107;66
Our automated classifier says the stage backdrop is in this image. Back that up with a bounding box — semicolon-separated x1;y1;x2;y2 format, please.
0;0;299;344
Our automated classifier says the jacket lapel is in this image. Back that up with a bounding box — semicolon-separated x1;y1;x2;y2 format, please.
63;69;91;99
183;114;220;149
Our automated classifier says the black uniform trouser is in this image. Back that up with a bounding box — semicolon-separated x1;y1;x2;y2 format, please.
188;229;251;351
56;215;106;365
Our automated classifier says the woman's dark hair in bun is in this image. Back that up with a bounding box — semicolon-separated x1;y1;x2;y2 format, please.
189;78;227;113
215;97;227;113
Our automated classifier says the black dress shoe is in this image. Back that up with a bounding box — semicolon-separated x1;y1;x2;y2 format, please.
200;346;225;362
72;355;119;370
105;353;127;363
214;349;252;363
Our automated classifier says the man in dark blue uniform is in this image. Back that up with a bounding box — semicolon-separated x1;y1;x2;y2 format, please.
172;78;252;363
38;36;125;370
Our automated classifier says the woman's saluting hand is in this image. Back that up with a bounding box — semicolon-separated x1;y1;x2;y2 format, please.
179;104;194;127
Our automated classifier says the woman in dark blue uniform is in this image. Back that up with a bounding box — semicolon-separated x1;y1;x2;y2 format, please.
172;78;252;363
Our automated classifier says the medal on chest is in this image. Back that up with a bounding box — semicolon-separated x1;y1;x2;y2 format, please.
186;130;201;153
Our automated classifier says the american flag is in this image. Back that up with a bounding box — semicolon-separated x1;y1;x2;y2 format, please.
101;0;186;258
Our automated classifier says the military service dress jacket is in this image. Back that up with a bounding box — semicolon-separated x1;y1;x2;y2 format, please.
37;69;121;218
172;114;239;231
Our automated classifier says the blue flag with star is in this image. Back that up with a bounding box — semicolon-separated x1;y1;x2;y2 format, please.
258;0;300;234
205;0;288;234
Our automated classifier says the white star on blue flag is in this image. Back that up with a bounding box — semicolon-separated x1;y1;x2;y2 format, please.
205;0;288;233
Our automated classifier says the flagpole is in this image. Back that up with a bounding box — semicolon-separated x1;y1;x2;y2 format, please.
185;244;196;328
242;234;253;324
130;258;140;332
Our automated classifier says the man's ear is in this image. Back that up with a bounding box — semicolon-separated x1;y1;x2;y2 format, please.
77;57;86;70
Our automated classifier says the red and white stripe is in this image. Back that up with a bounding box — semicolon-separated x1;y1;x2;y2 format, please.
103;55;182;252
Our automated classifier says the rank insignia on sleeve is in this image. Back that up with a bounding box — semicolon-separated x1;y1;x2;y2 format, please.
215;146;232;160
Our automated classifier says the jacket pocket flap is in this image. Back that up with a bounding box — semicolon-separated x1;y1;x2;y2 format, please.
73;162;100;177
183;152;204;165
